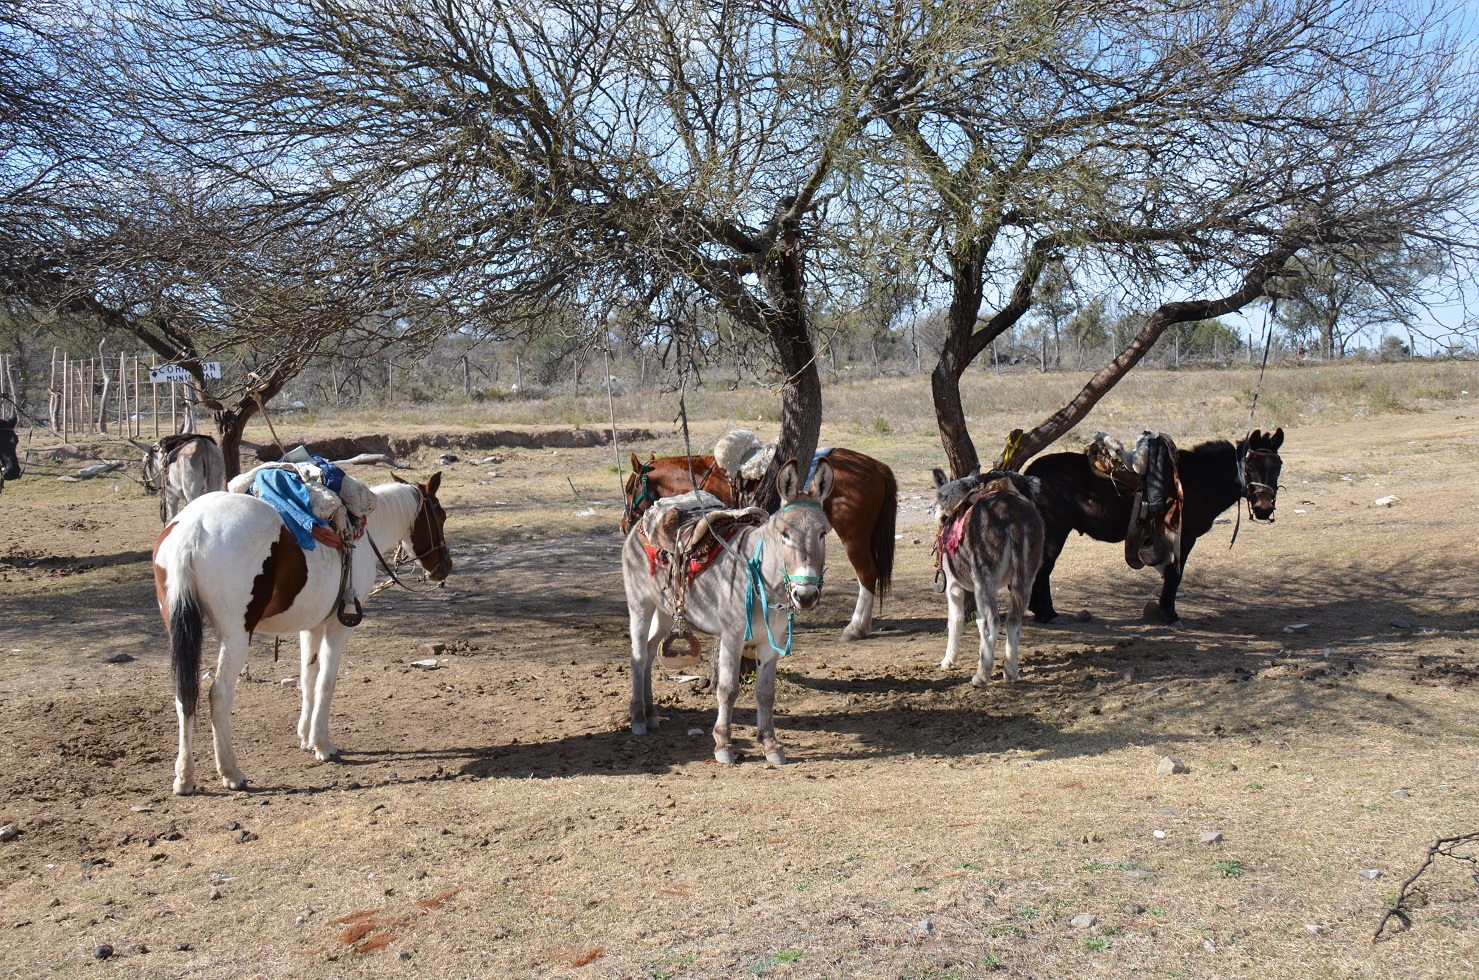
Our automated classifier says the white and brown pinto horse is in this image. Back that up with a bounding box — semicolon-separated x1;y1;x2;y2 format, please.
152;473;451;795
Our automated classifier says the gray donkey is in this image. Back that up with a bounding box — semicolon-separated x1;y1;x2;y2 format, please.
622;457;834;765
932;468;1045;687
142;434;227;522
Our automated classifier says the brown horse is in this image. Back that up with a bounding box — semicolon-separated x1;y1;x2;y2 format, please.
622;448;897;639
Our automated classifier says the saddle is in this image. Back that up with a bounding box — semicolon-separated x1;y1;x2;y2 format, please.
1124;432;1183;571
1085;432;1139;490
228;447;375;626
637;492;765;582
936;477;1014;563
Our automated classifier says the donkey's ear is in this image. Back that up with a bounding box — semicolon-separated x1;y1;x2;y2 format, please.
932;467;948;488
811;458;835;502
1270;427;1284;450
392;473;408;484
426;471;442;496
777;458;803;504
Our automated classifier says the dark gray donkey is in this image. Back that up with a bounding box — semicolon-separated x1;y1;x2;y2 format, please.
932;468;1045;687
0;417;21;486
622;457;834;765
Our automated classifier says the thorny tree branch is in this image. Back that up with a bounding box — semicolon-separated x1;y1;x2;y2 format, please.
1372;831;1479;942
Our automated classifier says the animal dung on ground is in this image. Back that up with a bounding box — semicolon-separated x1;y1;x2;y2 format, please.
1374;495;1400;507
0;824;19;841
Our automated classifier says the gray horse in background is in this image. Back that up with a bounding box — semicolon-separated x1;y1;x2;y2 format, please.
622;457;834;765
932;468;1045;687
142;434;227;522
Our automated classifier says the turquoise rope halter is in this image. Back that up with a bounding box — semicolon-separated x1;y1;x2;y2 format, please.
744;501;825;657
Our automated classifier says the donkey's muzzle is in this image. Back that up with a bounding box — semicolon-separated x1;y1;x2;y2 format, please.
790;584;820;611
1251;495;1276;521
2;462;19;482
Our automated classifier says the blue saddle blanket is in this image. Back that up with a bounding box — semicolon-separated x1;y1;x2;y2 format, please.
251;468;325;550
804;448;835;491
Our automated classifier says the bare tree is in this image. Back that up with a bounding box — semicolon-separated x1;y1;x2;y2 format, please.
857;0;1479;475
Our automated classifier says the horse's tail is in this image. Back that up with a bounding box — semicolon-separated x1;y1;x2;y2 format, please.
159;541;203;717
871;463;898;604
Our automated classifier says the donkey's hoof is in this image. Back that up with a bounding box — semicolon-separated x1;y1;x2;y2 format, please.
939;657;957;671
970;673;990;689
840;626;867;642
312;744;339;762
631;721;648;737
1169;619;1187;631
714;747;735;765
221;773;247;791
172;779;196;797
764;749;788;766
646;714;661;731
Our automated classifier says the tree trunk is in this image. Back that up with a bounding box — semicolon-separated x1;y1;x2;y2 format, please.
750;201;822;509
929;243;987;477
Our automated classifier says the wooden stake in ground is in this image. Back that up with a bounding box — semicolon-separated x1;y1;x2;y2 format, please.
60;354;68;441
151;356;159;439
117;353;127;438
131;355;141;439
170;378;177;434
49;348;58;431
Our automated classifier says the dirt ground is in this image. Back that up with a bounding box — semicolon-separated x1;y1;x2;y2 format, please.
0;375;1476;978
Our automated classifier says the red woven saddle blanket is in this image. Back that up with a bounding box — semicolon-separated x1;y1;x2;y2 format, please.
937;478;1014;561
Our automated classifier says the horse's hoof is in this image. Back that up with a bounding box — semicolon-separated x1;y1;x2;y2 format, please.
764;749;787;765
221;774;247;791
312;745;339;762
714;748;735;765
939;658;956;671
1032;613;1063;625
970;674;989;689
840;626;866;642
631;721;647;737
173;780;196;797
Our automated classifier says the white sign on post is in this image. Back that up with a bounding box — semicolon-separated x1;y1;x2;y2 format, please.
149;362;221;383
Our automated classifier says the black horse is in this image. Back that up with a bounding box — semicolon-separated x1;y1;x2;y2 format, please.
0;417;21;488
1023;427;1284;626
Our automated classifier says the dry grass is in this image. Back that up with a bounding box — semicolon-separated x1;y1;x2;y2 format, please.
0;360;1477;978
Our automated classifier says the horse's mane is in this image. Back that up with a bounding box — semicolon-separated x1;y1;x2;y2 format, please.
368;480;422;532
1182;438;1238;457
